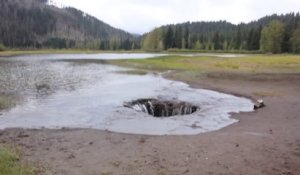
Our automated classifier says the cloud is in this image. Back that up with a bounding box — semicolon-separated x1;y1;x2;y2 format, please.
54;0;300;34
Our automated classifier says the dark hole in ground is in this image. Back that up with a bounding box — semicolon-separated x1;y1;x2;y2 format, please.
124;98;199;117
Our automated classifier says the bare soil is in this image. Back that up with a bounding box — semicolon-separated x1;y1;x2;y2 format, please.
1;72;300;175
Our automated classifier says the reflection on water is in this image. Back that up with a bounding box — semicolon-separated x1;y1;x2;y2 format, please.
0;53;253;135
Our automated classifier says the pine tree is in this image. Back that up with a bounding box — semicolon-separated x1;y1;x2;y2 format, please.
213;32;221;50
183;26;189;49
247;28;254;50
164;27;174;50
174;26;182;48
291;28;300;53
235;26;242;50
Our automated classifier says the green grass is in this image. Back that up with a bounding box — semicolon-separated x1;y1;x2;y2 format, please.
0;95;15;111
0;146;35;175
116;69;149;75
110;54;300;74
0;44;5;51
109;54;300;87
166;48;263;54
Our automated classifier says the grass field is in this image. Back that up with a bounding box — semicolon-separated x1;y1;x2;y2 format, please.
109;54;300;88
0;146;35;175
110;54;300;74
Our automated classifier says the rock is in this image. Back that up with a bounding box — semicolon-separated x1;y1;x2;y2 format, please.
281;170;293;175
183;169;190;174
67;153;76;159
111;161;121;167
191;123;197;128
139;137;146;143
100;172;113;175
18;132;29;138
35;83;50;91
254;99;265;110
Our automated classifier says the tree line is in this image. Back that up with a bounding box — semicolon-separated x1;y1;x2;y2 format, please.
142;13;300;53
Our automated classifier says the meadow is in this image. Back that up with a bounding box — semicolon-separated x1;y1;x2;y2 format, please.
110;54;300;74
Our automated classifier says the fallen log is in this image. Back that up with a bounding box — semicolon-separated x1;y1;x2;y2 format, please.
254;99;265;110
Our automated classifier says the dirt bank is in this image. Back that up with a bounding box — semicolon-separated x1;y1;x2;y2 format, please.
1;72;300;175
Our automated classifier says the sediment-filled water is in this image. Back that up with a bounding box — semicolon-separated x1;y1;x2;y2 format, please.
0;53;253;135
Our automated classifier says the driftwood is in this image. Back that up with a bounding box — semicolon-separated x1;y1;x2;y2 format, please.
254;99;265;110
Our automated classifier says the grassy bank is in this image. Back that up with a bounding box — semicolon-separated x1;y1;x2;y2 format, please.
165;48;263;54
110;54;300;74
109;54;300;89
0;146;35;175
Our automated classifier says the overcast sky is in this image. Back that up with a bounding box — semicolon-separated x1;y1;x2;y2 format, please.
53;0;300;34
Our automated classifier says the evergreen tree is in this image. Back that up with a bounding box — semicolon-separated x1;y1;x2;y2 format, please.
247;27;261;50
235;26;242;50
291;28;300;53
213;32;221;50
164;27;174;50
174;26;182;48
247;28;254;50
183;26;189;49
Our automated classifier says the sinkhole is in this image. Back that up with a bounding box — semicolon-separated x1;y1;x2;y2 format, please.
124;98;199;117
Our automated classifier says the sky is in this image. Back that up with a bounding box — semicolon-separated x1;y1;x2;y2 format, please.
52;0;300;34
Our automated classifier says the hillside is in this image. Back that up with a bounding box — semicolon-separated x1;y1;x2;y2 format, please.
0;0;139;50
142;13;300;53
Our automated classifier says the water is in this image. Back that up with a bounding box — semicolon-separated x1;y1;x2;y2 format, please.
0;53;253;135
9;53;166;61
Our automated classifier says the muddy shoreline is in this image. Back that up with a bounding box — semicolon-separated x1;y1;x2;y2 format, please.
1;71;300;175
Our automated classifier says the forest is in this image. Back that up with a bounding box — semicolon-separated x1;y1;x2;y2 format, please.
142;13;300;53
0;0;299;53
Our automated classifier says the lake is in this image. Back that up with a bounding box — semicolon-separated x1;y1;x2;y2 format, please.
0;53;253;135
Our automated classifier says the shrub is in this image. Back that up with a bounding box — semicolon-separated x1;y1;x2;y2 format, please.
0;44;5;51
0;146;36;175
